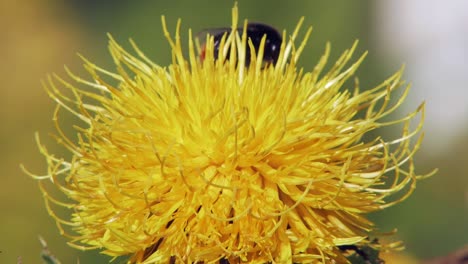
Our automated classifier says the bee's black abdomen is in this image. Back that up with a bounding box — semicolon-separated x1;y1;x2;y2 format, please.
203;23;282;66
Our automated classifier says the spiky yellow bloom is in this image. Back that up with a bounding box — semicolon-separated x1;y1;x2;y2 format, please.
25;6;435;264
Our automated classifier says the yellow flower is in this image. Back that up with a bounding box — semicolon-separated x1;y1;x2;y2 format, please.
25;5;435;264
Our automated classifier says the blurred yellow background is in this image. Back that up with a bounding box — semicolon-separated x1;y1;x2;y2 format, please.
2;0;467;263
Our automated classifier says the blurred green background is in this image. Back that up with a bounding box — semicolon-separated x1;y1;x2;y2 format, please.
2;0;467;263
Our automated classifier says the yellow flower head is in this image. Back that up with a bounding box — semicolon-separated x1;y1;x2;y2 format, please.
26;5;434;264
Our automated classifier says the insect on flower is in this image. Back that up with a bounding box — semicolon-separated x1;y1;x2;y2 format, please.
23;4;437;263
198;22;282;66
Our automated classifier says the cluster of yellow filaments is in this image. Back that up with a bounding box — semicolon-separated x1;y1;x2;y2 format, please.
25;5;434;264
